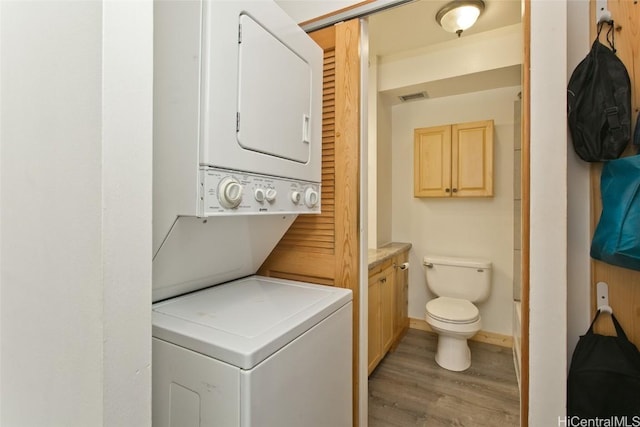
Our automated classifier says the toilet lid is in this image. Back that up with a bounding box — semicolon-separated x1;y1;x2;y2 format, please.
426;297;480;324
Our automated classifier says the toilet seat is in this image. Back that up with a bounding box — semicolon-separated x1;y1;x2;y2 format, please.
426;297;479;324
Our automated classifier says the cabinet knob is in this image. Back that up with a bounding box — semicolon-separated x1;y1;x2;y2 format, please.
445;188;451;193
452;188;458;193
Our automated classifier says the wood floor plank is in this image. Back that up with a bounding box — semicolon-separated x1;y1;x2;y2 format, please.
368;329;520;427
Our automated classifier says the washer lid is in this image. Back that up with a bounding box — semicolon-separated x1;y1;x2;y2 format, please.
426;297;479;324
152;276;352;370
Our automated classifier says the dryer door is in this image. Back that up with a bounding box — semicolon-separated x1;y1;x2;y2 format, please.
237;14;311;164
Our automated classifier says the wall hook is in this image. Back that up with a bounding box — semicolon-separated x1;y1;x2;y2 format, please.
596;281;613;314
596;0;612;24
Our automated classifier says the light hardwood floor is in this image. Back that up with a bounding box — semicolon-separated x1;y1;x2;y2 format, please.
368;329;520;427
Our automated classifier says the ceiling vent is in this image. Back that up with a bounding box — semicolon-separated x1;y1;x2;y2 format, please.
399;91;428;102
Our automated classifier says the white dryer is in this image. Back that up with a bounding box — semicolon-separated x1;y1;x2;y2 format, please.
152;0;325;301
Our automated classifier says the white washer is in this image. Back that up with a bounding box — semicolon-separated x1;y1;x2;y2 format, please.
152;276;353;427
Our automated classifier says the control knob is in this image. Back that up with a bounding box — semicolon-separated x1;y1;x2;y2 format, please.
291;191;301;205
265;188;277;203
304;187;319;208
254;188;265;203
218;177;243;209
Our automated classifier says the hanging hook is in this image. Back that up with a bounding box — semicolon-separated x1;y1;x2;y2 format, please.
596;0;612;24
596;282;613;315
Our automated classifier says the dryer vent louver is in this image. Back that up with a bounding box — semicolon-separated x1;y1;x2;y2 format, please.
399;91;428;102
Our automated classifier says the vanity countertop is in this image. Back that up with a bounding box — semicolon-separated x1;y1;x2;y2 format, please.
368;242;412;270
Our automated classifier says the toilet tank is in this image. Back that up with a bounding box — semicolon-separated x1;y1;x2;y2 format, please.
423;255;492;302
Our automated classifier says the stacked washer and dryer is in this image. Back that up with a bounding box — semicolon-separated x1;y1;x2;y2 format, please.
152;1;353;426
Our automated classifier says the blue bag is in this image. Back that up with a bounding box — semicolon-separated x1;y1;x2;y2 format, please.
591;155;640;271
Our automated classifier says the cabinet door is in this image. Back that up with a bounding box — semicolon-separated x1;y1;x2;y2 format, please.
393;251;409;342
452;120;494;197
367;275;381;375
413;125;452;197
380;268;395;353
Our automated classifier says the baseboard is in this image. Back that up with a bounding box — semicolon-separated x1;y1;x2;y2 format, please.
409;317;514;349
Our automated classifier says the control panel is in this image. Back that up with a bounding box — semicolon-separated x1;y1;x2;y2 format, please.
200;167;321;215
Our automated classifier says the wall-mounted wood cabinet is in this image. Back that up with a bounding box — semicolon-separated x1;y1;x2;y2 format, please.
414;120;494;198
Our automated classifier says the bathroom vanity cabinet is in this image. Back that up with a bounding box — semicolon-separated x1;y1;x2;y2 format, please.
367;244;410;375
413;120;494;198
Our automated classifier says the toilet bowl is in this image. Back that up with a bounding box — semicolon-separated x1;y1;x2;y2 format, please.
425;296;481;371
423;255;492;372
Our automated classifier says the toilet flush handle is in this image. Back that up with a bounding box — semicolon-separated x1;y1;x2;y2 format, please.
423;262;434;268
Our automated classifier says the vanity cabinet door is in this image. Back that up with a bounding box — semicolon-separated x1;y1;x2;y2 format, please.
368;262;395;375
367;274;381;375
380;267;395;353
393;251;409;343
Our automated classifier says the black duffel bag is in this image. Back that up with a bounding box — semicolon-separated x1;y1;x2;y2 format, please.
567;22;631;162
567;310;640;417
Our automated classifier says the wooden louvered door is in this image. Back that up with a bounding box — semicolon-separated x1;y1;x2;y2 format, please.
258;18;361;426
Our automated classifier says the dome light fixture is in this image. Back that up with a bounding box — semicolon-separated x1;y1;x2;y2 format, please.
436;0;485;37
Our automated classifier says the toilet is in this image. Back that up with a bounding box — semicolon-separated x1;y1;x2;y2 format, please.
423;255;492;371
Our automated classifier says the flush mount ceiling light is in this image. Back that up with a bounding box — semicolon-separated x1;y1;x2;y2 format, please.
436;0;485;37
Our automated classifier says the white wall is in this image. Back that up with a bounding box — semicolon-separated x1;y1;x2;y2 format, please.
368;56;379;248
1;3;103;424
0;2;152;425
391;86;520;336
528;0;568;424
368;58;393;249
376;90;393;248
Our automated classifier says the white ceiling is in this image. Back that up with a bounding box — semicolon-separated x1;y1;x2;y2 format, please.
368;0;523;103
368;0;522;57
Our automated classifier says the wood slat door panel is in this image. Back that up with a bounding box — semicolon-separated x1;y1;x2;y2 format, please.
261;49;337;266
257;18;361;426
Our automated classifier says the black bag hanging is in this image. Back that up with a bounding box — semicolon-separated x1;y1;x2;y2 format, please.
567;21;632;162
567;310;640;417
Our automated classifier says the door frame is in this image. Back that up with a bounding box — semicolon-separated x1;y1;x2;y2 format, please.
299;1;532;425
